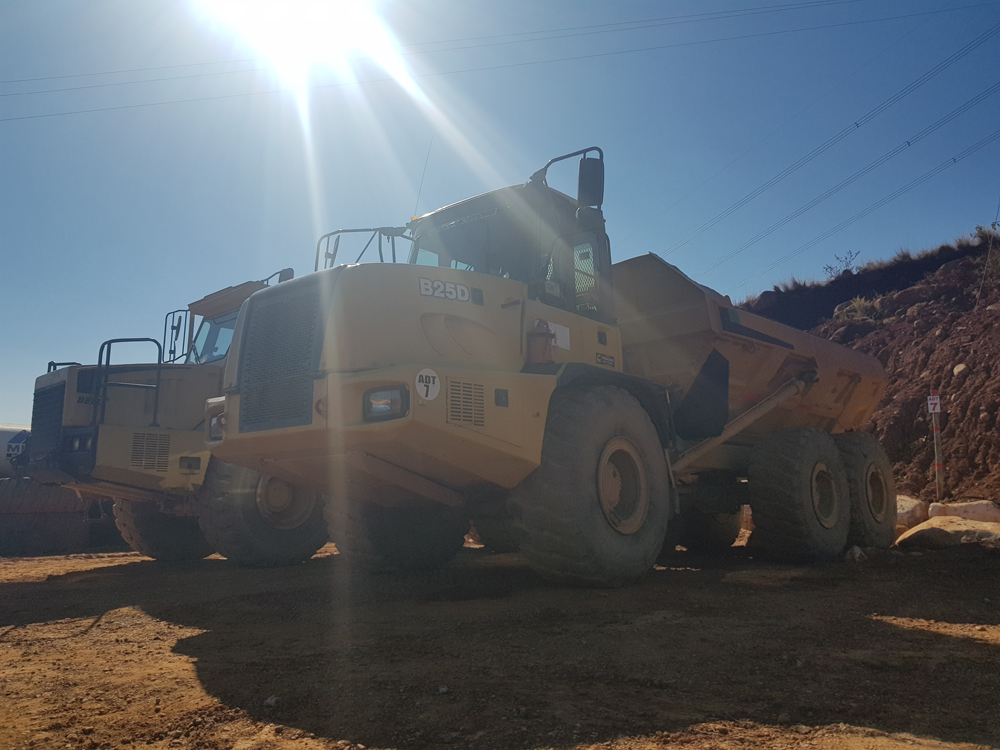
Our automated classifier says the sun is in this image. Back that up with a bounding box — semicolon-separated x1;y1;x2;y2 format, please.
192;0;418;103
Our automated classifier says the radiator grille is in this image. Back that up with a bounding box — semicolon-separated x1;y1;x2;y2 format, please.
29;383;66;460
239;289;321;432
448;381;485;427
130;433;171;472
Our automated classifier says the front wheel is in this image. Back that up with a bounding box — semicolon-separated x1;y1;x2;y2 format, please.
507;385;671;587
113;498;213;561
198;461;328;567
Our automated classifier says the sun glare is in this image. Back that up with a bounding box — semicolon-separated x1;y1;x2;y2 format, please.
194;0;419;102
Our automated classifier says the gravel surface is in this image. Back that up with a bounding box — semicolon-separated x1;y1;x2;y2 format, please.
1;543;998;749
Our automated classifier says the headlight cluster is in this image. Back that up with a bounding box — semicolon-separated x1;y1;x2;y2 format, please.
209;413;227;441
67;435;94;452
363;386;409;422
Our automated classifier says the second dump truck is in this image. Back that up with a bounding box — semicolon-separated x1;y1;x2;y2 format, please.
206;148;896;586
25;271;329;566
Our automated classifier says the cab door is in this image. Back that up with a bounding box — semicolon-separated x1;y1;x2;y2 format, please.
522;230;621;372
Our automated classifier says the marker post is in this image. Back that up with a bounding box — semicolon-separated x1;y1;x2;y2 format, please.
927;391;943;502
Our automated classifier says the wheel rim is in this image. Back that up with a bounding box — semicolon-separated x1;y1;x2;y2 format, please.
810;462;839;529
255;475;316;531
597;437;649;535
865;464;889;522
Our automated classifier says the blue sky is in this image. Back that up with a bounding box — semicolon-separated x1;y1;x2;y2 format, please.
2;0;999;424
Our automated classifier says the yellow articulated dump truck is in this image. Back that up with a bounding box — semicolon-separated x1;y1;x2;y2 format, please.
26;270;329;566
206;147;895;586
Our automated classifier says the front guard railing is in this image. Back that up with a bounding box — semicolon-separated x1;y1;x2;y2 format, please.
92;338;164;428
314;227;412;271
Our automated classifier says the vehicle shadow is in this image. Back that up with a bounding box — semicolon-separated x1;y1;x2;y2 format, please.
1;545;998;748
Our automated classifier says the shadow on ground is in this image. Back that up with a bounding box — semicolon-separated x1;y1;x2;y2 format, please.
1;545;999;748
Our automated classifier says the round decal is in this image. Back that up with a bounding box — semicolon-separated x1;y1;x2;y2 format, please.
415;369;441;401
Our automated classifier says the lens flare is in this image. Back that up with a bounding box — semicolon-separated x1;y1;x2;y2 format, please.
193;0;419;101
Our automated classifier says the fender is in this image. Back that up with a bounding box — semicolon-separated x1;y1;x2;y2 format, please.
543;363;676;450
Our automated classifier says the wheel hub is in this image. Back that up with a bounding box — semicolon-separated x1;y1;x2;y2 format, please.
597;437;649;535
810;462;839;529
255;475;316;531
865;464;888;521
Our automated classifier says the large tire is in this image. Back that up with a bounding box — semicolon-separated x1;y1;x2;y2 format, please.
198;461;327;567
678;507;743;554
361;503;468;571
113;498;213;561
0;478;91;556
748;428;850;561
833;433;896;549
471;515;519;553
507;385;671;587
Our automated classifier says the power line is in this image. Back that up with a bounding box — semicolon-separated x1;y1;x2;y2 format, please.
724;127;1000;294
0;0;872;88
0;0;893;99
0;8;985;125
614;0;957;250
657;18;1000;257
696;80;1000;276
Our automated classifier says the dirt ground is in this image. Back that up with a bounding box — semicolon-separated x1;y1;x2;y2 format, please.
1;542;998;750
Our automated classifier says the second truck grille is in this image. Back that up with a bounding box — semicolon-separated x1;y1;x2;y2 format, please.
448;381;485;427
30;383;66;460
239;288;322;432
130;433;170;472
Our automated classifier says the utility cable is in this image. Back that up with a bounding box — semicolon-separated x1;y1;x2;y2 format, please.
614;0;956;250
658;18;1000;257
0;0;918;99
0;8;986;125
0;0;875;87
723;128;1000;294
697;80;1000;276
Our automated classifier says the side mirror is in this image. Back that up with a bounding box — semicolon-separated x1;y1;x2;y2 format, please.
278;267;294;283
577;156;604;208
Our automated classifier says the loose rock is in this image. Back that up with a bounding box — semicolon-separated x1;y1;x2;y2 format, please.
928;500;1000;524
896;495;930;530
895;516;1000;549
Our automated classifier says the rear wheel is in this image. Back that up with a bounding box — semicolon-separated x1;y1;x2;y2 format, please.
113;498;213;561
748;428;850;561
833;433;896;549
0;478;90;556
507;385;671;587
362;503;468;571
199;461;327;567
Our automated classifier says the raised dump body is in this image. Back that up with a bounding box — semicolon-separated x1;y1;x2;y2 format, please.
613;254;887;456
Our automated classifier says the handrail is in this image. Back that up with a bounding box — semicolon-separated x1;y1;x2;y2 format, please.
92;338;164;428
162;308;189;363
314;226;411;272
48;361;82;373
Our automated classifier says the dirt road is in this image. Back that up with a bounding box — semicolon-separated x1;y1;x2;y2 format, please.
1;543;998;750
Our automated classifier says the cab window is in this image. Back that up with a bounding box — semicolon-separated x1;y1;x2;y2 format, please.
187;310;239;364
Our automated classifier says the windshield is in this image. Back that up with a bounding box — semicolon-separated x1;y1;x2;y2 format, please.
186;310;239;364
408;207;535;280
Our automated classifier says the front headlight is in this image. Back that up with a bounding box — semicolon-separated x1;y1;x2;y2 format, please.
363;386;409;422
209;413;227;440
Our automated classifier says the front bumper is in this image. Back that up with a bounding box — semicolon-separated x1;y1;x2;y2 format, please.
206;366;558;498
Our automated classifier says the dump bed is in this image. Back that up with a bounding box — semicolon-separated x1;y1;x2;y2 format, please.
613;254;886;441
